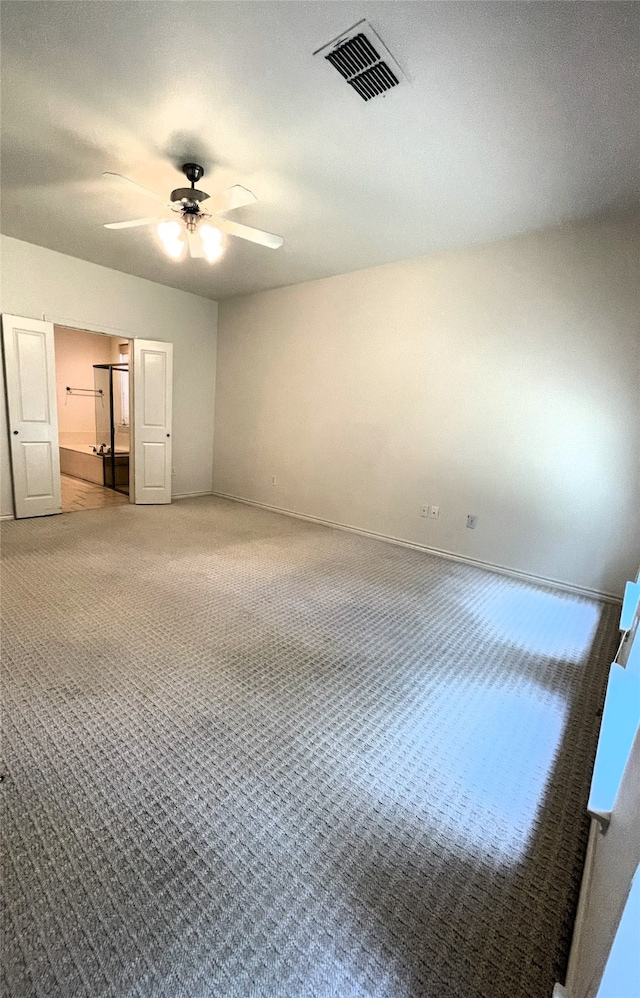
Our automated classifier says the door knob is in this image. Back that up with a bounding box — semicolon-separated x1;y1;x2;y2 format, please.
166;433;170;437
13;430;18;435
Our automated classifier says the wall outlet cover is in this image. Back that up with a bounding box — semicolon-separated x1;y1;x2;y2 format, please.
467;514;478;529
429;505;439;519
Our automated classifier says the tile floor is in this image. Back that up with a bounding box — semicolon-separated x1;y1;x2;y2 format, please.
60;474;129;513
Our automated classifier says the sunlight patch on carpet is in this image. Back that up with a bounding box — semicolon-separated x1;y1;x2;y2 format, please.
471;587;601;661
355;678;567;863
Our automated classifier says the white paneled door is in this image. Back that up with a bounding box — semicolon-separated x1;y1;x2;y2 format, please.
2;314;62;518
133;339;173;504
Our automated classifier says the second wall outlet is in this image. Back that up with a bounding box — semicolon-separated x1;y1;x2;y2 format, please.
421;504;441;519
467;514;478;529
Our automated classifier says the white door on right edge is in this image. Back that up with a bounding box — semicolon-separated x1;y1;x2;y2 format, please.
133;339;173;504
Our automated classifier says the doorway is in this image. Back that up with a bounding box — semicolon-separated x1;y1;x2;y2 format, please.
54;326;131;514
2;313;174;518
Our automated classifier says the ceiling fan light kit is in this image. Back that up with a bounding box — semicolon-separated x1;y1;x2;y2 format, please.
103;162;284;264
157;220;185;260
200;224;224;263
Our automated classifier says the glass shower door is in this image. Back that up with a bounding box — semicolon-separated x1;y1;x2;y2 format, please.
111;366;130;494
93;364;130;495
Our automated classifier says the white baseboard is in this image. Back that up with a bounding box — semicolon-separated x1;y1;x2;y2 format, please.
173;491;214;500
210;491;622;604
0;513;15;521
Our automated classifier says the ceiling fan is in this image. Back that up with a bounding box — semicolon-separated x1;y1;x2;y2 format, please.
103;162;284;262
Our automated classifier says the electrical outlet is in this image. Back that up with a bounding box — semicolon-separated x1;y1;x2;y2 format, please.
172;467;176;476
466;514;478;529
271;475;276;486
420;505;429;518
429;505;440;519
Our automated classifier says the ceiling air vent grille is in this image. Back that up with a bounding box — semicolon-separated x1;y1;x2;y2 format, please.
314;20;406;101
326;34;398;100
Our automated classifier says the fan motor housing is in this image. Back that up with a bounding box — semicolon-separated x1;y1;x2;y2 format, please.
170;187;208;203
171;162;208;203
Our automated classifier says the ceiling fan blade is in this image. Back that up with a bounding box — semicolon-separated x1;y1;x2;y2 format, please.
103;172;167;205
103;217;165;229
207;185;258;214
187;229;204;258
214;217;284;249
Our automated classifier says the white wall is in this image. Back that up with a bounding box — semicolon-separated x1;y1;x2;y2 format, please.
213;216;640;598
54;325;114;440
1;235;218;514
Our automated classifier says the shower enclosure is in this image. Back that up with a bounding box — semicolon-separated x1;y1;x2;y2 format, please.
93;363;130;494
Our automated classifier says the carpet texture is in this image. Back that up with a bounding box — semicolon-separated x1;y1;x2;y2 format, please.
1;497;617;998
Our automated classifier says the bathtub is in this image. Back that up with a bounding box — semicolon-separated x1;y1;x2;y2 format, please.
59;444;129;486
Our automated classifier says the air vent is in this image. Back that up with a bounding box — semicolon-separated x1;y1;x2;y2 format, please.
314;20;406;101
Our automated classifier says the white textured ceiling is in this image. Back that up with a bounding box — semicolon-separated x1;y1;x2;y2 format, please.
1;1;638;300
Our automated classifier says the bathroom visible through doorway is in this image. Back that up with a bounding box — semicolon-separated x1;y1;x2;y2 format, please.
54;325;131;514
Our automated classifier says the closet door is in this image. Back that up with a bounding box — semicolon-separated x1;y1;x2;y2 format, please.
2;314;62;518
132;339;173;504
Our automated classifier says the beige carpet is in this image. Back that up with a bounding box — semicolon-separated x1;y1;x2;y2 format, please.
1;497;617;997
